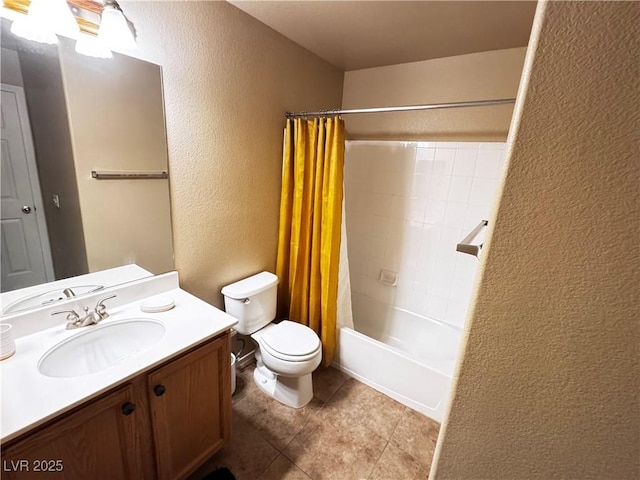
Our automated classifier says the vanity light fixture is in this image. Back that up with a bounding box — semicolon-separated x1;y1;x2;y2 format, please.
9;0;79;45
97;0;137;51
5;0;137;58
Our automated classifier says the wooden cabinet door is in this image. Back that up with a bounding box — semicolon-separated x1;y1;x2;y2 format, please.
148;334;231;480
2;385;149;480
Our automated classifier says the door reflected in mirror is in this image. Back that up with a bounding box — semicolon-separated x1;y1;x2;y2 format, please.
0;19;174;296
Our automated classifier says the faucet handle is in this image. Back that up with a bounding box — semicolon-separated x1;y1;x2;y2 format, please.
51;309;80;322
95;295;117;318
52;309;82;329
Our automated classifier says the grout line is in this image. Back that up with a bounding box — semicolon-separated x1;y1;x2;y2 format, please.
277;419;309;453
367;440;390;479
289;455;317;480
261;435;284;453
388;408;437;471
366;439;390;480
281;445;312;479
319;372;351;406
251;451;280;480
273;394;328;453
386;405;408;442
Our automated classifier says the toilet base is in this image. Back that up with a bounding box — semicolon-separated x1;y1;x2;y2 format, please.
253;356;313;408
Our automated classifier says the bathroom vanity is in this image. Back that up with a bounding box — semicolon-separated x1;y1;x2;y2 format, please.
0;17;233;478
0;271;237;480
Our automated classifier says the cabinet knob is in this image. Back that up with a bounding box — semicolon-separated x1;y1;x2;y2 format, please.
153;384;166;397
121;402;136;415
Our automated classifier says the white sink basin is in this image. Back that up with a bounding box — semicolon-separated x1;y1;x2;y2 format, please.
2;284;105;315
38;319;166;378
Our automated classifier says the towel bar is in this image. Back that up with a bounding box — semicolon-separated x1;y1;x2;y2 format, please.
91;170;168;180
456;220;488;257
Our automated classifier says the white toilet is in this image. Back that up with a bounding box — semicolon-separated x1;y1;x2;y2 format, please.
221;271;322;408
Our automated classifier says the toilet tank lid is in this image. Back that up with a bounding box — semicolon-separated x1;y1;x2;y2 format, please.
221;271;278;299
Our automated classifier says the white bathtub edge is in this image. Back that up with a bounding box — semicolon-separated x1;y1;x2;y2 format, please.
331;360;447;423
334;327;452;423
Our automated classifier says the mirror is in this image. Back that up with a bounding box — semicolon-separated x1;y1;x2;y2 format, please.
0;19;174;308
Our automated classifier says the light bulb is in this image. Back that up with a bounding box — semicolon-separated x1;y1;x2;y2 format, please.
10;16;58;45
29;0;79;37
98;1;137;51
75;35;113;59
9;0;79;44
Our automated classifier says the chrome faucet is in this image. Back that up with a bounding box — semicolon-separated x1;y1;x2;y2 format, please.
62;288;76;298
52;295;117;330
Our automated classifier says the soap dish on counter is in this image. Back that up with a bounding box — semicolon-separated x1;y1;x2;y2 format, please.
140;296;175;313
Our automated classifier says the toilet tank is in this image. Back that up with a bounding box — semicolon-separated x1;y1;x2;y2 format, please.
221;271;278;335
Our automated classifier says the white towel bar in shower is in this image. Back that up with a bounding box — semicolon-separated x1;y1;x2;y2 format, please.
456;220;488;257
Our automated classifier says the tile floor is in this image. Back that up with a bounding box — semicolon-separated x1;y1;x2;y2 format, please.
190;362;440;480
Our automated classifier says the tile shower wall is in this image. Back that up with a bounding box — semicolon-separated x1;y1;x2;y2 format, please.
344;141;506;328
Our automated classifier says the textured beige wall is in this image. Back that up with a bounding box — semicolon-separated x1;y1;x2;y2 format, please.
342;47;526;141
432;2;639;479
59;41;174;275
120;1;344;306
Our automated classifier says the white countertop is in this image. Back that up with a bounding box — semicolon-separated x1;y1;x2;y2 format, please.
0;272;237;443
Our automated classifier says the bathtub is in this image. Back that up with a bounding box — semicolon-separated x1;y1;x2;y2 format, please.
333;293;462;422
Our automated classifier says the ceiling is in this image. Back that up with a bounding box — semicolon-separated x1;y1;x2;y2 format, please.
229;1;538;71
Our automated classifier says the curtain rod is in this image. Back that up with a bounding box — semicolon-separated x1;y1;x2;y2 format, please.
285;98;516;119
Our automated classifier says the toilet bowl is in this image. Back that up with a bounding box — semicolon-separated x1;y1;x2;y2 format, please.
221;272;322;408
252;321;322;407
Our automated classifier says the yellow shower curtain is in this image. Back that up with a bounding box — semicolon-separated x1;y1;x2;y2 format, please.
276;117;345;367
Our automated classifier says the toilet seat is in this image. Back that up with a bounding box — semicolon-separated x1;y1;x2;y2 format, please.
260;340;322;363
259;320;321;362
